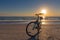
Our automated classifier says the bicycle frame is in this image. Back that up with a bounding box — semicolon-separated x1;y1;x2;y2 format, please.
36;14;43;22
33;15;43;30
35;15;43;25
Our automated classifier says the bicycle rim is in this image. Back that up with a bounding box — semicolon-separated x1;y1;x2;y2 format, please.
26;22;39;37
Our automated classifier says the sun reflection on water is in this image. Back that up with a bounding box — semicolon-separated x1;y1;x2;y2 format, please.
42;17;46;24
42;22;45;24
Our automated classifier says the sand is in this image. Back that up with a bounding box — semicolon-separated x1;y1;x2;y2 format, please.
0;24;60;40
40;24;60;40
0;24;28;40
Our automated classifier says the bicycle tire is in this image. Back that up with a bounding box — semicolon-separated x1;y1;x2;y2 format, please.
26;22;39;37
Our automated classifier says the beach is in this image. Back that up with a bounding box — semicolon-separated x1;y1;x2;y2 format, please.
0;24;28;40
0;24;60;40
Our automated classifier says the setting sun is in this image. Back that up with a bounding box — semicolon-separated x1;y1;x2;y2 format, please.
40;9;46;14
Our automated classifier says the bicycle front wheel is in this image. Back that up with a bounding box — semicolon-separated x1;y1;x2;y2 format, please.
26;22;39;37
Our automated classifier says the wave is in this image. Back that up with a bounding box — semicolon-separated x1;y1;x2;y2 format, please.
0;20;60;24
0;16;60;24
0;16;60;20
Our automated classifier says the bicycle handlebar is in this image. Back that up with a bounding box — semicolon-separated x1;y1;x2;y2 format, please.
35;13;44;16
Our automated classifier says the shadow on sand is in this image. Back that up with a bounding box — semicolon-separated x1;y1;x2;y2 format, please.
27;34;40;40
27;36;39;40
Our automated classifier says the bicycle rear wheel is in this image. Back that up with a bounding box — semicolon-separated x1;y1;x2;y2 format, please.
26;22;39;37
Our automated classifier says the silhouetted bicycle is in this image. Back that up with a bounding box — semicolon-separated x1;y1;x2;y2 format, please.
26;13;44;37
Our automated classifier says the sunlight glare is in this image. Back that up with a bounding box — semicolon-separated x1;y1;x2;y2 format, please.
40;9;46;14
42;22;45;24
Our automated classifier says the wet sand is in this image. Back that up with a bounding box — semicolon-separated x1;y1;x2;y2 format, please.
0;24;60;40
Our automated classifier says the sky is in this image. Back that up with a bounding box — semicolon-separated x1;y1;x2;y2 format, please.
0;0;60;16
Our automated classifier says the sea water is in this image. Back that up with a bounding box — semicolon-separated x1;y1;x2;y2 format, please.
0;16;60;24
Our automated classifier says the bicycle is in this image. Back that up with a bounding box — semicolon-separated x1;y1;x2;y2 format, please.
26;13;44;37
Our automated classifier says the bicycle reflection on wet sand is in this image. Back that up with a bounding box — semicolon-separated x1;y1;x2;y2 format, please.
27;35;39;40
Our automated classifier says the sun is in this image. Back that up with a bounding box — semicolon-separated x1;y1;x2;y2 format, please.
40;9;46;14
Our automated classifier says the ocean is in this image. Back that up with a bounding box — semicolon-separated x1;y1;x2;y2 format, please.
0;16;60;24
